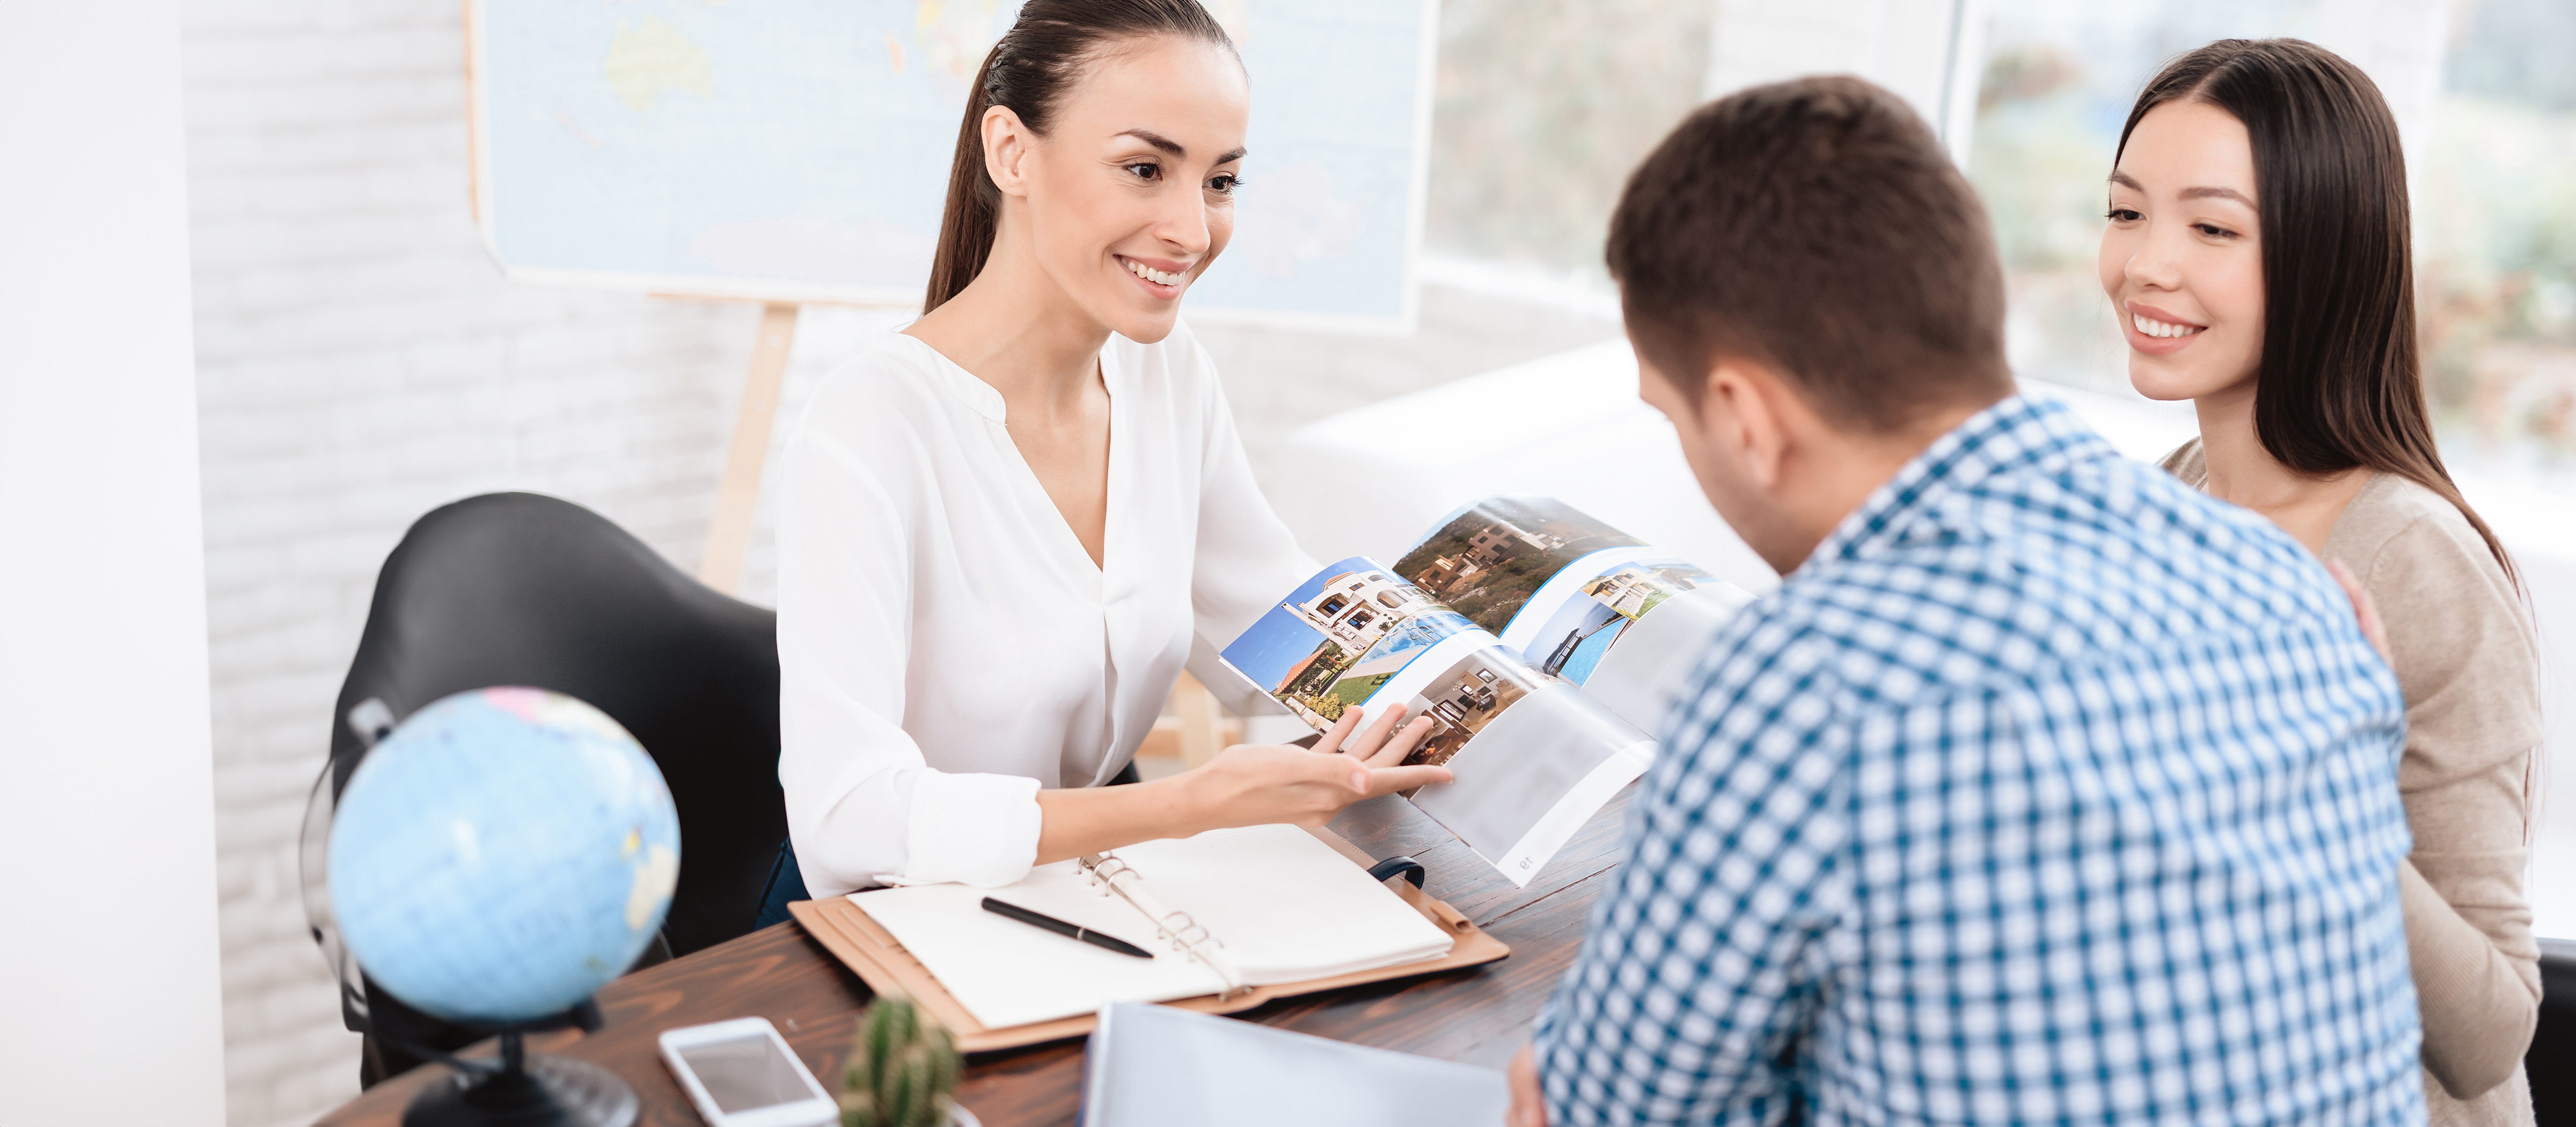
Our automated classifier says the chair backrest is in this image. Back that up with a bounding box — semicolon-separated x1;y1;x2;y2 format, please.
326;492;784;958
2532;942;2576;1122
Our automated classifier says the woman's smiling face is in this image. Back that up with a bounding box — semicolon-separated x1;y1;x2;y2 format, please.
2099;99;2267;402
1006;35;1248;345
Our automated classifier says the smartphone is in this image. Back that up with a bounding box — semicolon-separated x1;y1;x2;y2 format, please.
658;1016;838;1127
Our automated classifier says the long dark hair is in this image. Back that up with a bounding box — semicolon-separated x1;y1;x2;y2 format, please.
924;0;1235;313
2118;39;2516;586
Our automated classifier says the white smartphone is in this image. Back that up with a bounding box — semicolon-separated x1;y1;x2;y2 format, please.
657;1016;838;1127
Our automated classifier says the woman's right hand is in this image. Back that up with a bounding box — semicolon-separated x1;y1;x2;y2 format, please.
1180;705;1454;830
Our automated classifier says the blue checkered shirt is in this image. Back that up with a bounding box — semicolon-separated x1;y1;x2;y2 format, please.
1533;396;2424;1125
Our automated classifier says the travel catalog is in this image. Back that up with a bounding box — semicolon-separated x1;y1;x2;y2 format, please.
1216;497;1753;884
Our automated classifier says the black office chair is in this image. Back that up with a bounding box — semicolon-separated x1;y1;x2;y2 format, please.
2530;942;2576;1122
319;492;791;1086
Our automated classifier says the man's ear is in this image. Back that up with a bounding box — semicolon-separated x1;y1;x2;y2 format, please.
982;105;1034;199
1706;357;1790;493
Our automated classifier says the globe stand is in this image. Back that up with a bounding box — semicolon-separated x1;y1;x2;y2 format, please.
400;1003;637;1127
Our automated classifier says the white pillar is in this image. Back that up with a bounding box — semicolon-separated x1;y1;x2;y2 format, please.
1704;0;1985;165
0;4;228;1126
2309;0;2455;177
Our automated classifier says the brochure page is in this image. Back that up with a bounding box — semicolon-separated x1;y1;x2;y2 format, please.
1396;499;1755;733
1215;497;1753;884
1217;553;1651;885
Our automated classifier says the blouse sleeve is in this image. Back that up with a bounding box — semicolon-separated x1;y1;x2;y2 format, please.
1181;339;1318;678
2361;510;2544;1100
774;382;1043;898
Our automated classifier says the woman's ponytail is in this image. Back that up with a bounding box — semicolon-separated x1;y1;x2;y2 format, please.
917;0;1236;314
924;48;1005;313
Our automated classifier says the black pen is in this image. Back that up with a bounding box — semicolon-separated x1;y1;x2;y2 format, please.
980;897;1154;958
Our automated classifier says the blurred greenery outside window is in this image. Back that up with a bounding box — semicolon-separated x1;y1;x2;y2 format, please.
1970;0;2576;466
1424;0;1714;286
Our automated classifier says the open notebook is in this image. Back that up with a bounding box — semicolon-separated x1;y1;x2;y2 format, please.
845;824;1460;1032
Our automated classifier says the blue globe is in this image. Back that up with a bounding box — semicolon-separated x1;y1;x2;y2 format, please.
328;686;681;1024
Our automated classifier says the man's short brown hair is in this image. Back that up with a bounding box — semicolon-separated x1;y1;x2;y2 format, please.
1608;76;2010;432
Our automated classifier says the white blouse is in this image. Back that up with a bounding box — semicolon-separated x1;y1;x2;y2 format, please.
775;324;1315;897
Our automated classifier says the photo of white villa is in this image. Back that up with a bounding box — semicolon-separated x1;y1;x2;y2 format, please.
1285;570;1435;651
1580;567;1671;619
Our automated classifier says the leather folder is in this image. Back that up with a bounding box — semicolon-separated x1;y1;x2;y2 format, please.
787;826;1510;1052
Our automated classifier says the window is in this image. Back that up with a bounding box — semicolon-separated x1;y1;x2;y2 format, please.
1966;0;2575;935
1968;0;2334;396
2423;0;2576;464
1426;0;1713;283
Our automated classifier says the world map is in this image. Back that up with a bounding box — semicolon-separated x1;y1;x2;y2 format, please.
473;0;1433;327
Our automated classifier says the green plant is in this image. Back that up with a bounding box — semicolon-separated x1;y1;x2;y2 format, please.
1297;692;1346;721
839;996;961;1127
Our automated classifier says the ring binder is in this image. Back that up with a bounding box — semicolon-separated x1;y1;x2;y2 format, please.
789;826;1512;1052
1078;852;1249;998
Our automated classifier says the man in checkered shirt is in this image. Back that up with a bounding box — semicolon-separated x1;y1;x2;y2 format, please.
1505;77;2423;1125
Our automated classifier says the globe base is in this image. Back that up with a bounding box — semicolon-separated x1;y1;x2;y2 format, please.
403;1039;638;1127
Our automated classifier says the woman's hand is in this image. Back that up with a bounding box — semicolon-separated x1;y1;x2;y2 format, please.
1033;705;1456;865
1179;705;1454;830
2326;558;2392;664
1506;1044;1547;1127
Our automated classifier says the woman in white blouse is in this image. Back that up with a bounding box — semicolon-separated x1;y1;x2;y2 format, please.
773;0;1450;898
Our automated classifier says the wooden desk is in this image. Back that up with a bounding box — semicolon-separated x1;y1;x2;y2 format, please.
317;789;1631;1127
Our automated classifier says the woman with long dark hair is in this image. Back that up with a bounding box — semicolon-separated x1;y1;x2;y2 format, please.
2103;39;2541;1124
772;1;1447;897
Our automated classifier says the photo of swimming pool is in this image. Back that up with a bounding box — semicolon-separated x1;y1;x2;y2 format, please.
1550;618;1627;684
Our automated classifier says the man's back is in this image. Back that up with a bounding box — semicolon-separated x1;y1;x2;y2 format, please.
1533;397;2424;1125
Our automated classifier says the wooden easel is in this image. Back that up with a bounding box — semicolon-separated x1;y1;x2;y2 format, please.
698;302;800;594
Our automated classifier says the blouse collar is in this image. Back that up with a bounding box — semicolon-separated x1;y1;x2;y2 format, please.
887;329;1127;426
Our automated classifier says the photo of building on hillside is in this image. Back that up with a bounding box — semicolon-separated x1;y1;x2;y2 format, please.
1391;497;1643;635
1401;649;1542;769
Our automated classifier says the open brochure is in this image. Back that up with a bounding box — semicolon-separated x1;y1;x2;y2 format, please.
1216;497;1753;884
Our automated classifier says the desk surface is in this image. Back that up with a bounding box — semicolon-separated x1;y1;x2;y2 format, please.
316;789;1633;1127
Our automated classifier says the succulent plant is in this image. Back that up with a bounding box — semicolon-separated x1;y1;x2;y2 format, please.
839;995;962;1127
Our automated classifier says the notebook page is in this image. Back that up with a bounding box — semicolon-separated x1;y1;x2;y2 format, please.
850;864;1229;1030
1113;824;1454;983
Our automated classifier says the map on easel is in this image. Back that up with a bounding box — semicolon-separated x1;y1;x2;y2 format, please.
465;0;1438;591
465;0;1438;330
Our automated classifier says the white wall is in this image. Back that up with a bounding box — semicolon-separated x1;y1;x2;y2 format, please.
0;4;229;1126
181;5;793;1121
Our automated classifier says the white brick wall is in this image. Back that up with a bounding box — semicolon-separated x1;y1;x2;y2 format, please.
186;4;764;1122
185;6;1624;1124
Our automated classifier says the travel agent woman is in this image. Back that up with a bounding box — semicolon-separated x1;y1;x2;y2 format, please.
772;0;1448;899
2103;39;2542;1124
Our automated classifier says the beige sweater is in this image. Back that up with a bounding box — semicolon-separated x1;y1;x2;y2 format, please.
2167;442;2541;1126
